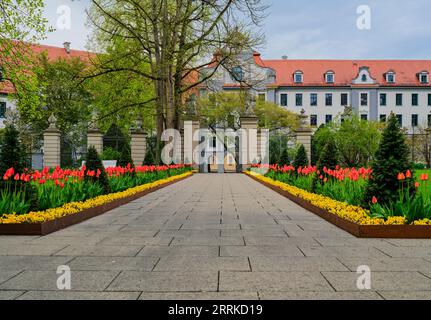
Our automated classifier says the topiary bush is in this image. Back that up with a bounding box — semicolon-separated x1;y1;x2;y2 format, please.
278;148;290;166
0;125;30;175
294;144;308;168
85;146;111;194
364;113;414;207
101;147;121;161
317;137;338;171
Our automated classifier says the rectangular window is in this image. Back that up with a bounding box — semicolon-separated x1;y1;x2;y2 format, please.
361;93;368;106
294;74;303;83
396;93;403;106
429;114;431;127
412;114;419;127
310;93;318;106
380;114;387;122
258;93;266;102
412;94;419;106
280;94;288;107
341;93;348;106
361;114;368;121
310;115;318;127
387;74;395;83
421;74;428;83
380;93;387;106
212;137;217;148
0;102;5;118
326;74;334;83
325;93;333;106
296;94;303;107
396;114;403;126
325;114;333;124
428;94;431;106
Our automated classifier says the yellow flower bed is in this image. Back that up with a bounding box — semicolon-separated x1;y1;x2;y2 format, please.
0;172;193;224
245;171;431;226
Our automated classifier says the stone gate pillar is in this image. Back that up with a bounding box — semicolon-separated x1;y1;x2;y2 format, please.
43;114;61;168
295;109;313;165
87;123;103;155
183;120;200;170
240;115;259;170
131;126;147;166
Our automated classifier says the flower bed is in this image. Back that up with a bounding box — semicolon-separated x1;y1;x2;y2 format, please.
0;171;193;235
245;170;431;238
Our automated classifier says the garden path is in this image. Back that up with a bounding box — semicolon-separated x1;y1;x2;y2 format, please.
0;174;431;300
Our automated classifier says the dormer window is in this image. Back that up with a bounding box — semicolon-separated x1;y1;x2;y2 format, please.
325;71;334;84
419;71;429;84
361;74;367;82
386;72;396;83
230;66;244;82
294;71;303;83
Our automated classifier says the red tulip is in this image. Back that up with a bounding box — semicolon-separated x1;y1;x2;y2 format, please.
406;170;412;178
397;173;406;181
372;196;378;205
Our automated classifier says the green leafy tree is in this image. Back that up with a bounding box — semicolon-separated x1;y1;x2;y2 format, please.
278;148;290;166
313;116;382;167
85;146;111;194
0;0;51;109
294;144;308;168
364;113;414;206
0;124;29;175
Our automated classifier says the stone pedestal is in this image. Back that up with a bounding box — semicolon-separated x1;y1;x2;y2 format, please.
131;130;147;166
87;129;103;155
295;128;313;165
43;128;61;169
295;109;313;165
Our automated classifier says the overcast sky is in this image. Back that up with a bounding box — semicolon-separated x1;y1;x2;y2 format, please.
41;0;431;59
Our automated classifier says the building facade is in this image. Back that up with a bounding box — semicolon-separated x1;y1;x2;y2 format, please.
200;51;431;132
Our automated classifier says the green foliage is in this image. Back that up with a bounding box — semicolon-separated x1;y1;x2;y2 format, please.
294;145;308;168
101;147;121;161
365;113;414;207
317;137;339;171
269;133;290;165
0;181;39;216
0;125;29;175
85;146;111;194
278;148;290;166
198;92;298;131
118;143;135;174
313;116;381;167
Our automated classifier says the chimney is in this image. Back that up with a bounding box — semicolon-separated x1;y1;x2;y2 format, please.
282;55;288;60
63;42;71;54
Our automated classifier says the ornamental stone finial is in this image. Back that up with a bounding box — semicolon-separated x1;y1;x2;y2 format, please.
299;108;309;128
48;113;58;129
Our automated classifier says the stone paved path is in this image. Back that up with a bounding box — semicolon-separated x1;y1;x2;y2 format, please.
1;174;431;300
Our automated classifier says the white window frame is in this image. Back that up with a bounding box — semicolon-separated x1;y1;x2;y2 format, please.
360;92;369;107
279;93;288;107
420;73;429;84
294;72;303;83
325;72;335;84
386;72;396;83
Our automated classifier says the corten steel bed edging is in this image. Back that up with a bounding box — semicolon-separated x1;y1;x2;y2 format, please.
0;174;193;236
246;173;431;239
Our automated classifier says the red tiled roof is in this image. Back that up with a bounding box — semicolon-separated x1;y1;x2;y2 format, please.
263;59;431;87
1;43;96;94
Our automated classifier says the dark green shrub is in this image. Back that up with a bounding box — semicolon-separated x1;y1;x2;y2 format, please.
364;113;414;207
278;148;290;166
85;146;111;194
0;125;29;175
101;147;121;161
294;144;308;168
317;137;338;171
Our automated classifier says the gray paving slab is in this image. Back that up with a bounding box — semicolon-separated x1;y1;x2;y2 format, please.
0;173;430;300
